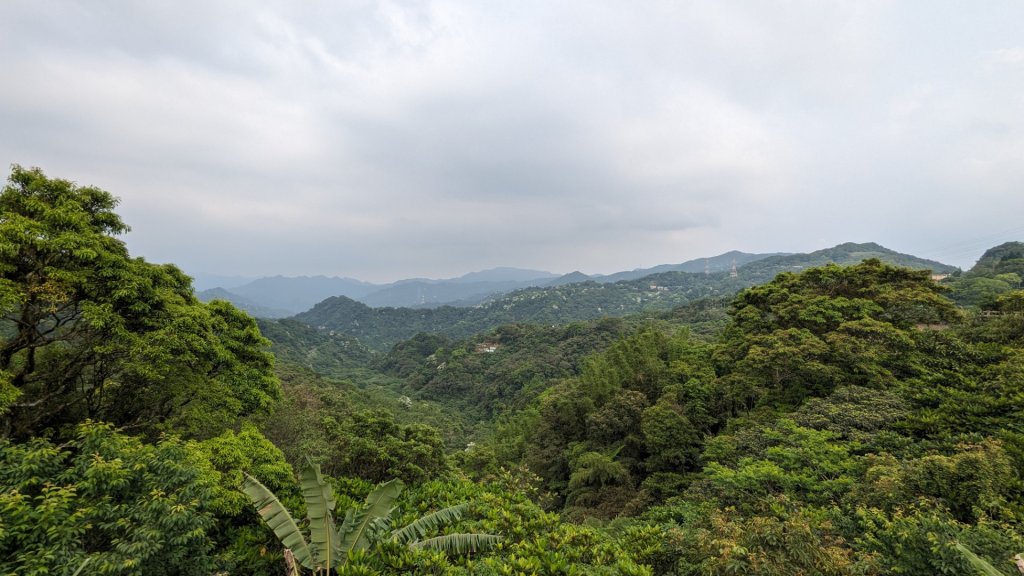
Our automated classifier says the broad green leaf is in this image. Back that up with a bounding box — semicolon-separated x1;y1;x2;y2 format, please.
242;472;314;569
411;533;501;555
299;456;339;569
340;478;404;554
392;503;467;545
70;557;92;576
955;543;1006;576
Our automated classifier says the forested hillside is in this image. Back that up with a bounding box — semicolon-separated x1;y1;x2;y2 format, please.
295;241;958;350
3;167;1022;575
945;241;1024;307
200;268;561;315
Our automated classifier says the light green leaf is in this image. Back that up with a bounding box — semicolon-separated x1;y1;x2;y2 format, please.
955;542;1006;576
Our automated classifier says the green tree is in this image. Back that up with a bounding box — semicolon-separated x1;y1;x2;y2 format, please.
320;410;449;485
681;501;877;575
855;506;1024;575
641;395;701;473
713;259;959;412
792;385;909;444
195;423;299;575
0;166;278;439
0;422;217;576
852;440;1019;524
696;420;858;512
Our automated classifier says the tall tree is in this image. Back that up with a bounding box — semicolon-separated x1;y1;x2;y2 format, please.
0;166;278;438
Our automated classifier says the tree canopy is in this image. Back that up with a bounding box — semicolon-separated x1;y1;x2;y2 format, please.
0;166;279;439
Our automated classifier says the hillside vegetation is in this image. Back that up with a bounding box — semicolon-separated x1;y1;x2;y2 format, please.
2;167;1022;576
945;241;1024;307
295;241;957;350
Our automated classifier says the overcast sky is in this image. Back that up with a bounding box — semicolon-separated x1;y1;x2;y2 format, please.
2;1;1023;282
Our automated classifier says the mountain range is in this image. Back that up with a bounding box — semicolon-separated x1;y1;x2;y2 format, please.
197;242;957;328
283;242;958;350
197;252;789;316
197;268;559;316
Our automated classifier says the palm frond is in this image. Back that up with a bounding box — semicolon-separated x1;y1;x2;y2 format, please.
71;557;92;576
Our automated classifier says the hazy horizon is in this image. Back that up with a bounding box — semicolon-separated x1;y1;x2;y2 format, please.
186;240;979;290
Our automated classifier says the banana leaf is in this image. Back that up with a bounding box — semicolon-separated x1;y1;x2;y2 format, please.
411;533;502;555
300;456;339;570
242;472;314;569
339;478;404;554
392;503;467;545
955;542;1007;576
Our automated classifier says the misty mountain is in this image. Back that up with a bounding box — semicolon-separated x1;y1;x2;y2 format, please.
359;280;534;308
210;243;958;321
592;250;784;282
543;271;592;287
962;241;1024;277
737;242;957;278
943;241;1024;306
228;275;378;314
196;287;292;318
357;268;559;308
189;273;257;292
294;242;960;350
202;268;559;314
450;267;559;284
293;296;470;350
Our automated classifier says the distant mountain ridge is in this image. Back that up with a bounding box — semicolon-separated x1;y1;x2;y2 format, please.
358;272;559;308
199;254;795;315
943;241;1024;306
591;250;786;283
963;241;1024;277
199;267;560;314
291;242;960;350
196;287;291;318
202;243;957;323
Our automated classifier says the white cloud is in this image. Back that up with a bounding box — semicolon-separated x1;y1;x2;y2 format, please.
1;0;1023;280
991;47;1024;66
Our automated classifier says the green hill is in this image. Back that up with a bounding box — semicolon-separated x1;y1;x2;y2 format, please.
945;241;1024;306
295;242;957;350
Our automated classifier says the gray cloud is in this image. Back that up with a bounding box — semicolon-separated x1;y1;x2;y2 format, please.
2;0;1023;282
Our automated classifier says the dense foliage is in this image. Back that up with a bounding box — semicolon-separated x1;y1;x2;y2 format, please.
945;241;1024;307
0;422;218;575
0;166;279;439
377;318;632;418
3;167;1022;575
